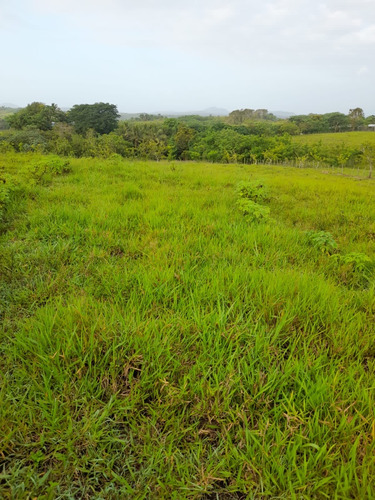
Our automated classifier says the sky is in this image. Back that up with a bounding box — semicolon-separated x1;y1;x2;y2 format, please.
1;0;374;115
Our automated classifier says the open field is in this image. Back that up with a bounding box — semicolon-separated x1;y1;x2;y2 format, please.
0;108;19;120
1;154;375;498
292;131;375;147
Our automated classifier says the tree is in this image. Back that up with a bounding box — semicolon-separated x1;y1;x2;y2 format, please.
228;108;276;125
173;124;195;159
348;108;365;131
324;112;350;133
361;142;375;178
275;120;300;135
137;113;164;122
364;115;375;126
68;103;120;135
0;119;9;131
6;102;66;131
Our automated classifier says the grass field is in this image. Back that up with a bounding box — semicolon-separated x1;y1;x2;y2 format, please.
1;153;375;498
0;108;17;119
292;131;375;147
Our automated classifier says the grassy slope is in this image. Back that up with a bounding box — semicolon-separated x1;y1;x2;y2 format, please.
0;108;18;119
1;154;375;498
292;131;375;147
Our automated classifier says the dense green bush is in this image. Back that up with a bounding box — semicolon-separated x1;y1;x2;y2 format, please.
0;129;47;152
237;198;271;222
29;156;71;184
236;180;269;203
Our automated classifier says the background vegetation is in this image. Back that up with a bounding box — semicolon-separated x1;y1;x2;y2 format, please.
1;103;375;175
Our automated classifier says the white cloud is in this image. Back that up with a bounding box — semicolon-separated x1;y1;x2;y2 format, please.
357;65;369;76
2;0;374;112
357;24;375;42
28;0;374;66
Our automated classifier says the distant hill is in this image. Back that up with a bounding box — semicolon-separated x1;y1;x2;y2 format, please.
0;105;20;119
0;103;20;109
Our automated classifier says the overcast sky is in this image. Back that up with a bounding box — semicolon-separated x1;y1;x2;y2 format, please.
1;0;374;115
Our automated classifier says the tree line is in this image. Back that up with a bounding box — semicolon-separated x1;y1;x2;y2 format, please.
0;102;374;171
3;102;119;134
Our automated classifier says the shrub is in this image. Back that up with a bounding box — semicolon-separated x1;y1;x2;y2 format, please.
48;157;72;175
236;180;269;203
306;230;338;255
237;198;271;222
4;129;48;152
29;156;72;184
0;141;14;153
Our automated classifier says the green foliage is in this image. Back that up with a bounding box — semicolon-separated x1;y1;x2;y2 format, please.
6;102;66;131
339;252;373;271
0;106;21;119
306;230;338;254
236;180;269;202
236;180;271;221
0;141;13;153
236;198;271;221
0;118;10;131
228;108;277;124
2;107;375;169
68;102;120;135
348;107;365;131
172;124;195;159
290;112;351;134
0;129;47;152
137;113;165;121
29;156;71;184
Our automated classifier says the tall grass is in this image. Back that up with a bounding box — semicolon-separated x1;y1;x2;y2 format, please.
1;153;374;498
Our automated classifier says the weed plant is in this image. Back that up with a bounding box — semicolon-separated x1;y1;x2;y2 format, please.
236;198;271;222
306;230;338;255
236;180;271;222
0;153;374;498
236;180;269;203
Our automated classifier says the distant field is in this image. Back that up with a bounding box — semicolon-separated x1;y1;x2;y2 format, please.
293;131;375;146
0;108;17;119
1;154;375;498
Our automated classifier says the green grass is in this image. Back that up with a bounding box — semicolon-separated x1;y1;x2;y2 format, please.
0;108;18;119
292;131;375;147
1;153;375;498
